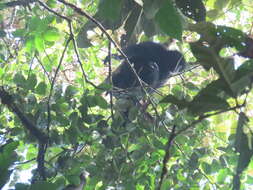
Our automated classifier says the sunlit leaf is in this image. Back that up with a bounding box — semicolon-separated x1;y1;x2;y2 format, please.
43;28;60;42
35;34;45;52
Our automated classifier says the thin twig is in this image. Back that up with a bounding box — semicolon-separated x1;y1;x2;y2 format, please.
35;54;52;84
157;125;177;190
15;158;36;165
56;0;148;93
107;42;114;120
47;37;72;132
37;1;71;22
175;142;218;189
0;87;48;180
176;104;245;136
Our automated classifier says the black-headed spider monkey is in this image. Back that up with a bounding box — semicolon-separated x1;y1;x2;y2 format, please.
105;41;185;94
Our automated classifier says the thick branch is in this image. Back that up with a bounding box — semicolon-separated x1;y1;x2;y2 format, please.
1;0;36;8
0;88;47;143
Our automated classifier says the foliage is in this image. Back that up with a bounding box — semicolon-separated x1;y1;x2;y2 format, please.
0;0;253;189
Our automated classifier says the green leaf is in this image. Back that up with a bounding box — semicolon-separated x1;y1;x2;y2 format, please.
35;35;45;52
53;177;66;189
231;60;253;95
95;82;112;95
217;168;228;184
191;43;236;89
27;73;37;90
216;25;246;51
234;112;252;176
15;183;30;190
0;67;4;78
0;141;18;189
195;79;232;98
13;73;27;88
207;9;220;19
177;169;186;181
66;175;80;186
94;96;108;109
136;184;145;190
43;28;60;42
155;0;182;40
28;17;41;31
201;162;211;174
189;94;230;115
30;181;58;190
85;95;108;108
128;106;138;121
12;29;26;38
160;95;189;109
84;114;104;124
25;36;35;53
175;0;206;22
65;85;78;100
35;82;47;95
46;0;57;8
59;103;69;113
234;112;249;152
2;141;19;157
0;30;6;38
211;159;221;173
0;3;6;10
0;170;13;189
98;0;123;21
56;115;70;127
214;0;230;10
44;15;56;25
189;152;199;169
122;5;142;44
190;41;217;70
141;16;157;37
161;179;171;190
143;0;163;19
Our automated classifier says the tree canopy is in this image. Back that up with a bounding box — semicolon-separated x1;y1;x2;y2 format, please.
0;0;253;189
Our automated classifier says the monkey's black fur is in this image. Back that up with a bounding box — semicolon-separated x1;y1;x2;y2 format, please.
107;41;185;91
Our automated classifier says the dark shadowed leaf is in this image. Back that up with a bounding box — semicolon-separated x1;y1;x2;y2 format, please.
98;0;123;21
160;95;189;109
13;73;27;88
189;94;230;115
14;183;30;190
234;112;252;175
30;181;58;190
175;0;206;22
27;73;37;90
0;30;6;37
122;4;142;45
35;82;47;95
155;1;182;40
143;0;163;19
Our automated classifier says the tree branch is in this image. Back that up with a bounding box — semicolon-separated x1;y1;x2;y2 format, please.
157;125;177;190
1;0;36;8
0;88;48;143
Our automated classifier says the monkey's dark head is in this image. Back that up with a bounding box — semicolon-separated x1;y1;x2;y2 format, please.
105;41;185;92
